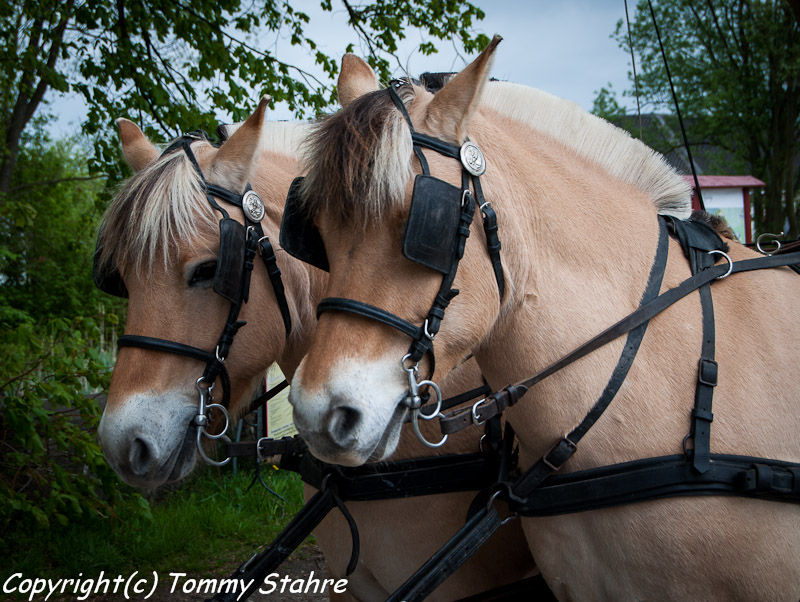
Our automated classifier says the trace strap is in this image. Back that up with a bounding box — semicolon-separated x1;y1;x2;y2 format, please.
441;240;800;436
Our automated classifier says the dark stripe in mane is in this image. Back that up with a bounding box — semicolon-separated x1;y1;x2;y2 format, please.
302;85;415;223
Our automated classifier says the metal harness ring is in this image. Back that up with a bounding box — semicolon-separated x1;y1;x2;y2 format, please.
708;250;733;279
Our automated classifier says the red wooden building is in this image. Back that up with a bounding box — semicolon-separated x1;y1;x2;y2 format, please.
683;175;765;244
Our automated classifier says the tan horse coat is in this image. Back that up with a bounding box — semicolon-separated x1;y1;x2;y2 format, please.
290;39;800;600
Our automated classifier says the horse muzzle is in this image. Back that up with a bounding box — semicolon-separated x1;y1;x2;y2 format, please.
98;392;198;489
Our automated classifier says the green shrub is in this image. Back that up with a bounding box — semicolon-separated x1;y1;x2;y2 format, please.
0;314;150;534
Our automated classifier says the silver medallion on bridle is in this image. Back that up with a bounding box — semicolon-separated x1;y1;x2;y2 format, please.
460;141;486;177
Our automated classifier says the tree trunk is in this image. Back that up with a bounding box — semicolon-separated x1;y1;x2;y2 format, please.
0;2;73;197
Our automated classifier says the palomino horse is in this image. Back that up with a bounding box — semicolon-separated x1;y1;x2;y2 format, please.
95;98;535;600
287;39;800;600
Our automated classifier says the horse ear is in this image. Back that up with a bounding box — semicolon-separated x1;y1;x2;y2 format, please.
338;54;379;108
424;35;502;143
209;95;270;191
116;118;159;172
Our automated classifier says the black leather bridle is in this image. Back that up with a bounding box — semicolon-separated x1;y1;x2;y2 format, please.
311;81;505;447
95;132;292;464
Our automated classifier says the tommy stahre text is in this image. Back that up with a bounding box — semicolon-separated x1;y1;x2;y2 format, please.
3;570;348;600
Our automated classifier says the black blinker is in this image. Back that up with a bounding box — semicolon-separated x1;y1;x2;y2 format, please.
402;175;462;274
214;218;246;303
93;244;128;298
280;177;330;272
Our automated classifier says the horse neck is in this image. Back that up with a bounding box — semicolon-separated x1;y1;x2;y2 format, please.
475;117;664;406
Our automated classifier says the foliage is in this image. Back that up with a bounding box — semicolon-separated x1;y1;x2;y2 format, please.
592;84;626;121
0;313;149;534
0;0;489;191
0;468;306;584
0;127;135;539
602;0;800;237
0;130;119;327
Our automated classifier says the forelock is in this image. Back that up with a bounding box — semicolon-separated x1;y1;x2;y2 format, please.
97;143;217;277
300;86;414;223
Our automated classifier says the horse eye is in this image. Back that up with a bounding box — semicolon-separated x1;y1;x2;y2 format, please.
189;261;217;286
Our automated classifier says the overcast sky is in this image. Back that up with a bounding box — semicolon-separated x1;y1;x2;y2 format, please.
49;1;638;136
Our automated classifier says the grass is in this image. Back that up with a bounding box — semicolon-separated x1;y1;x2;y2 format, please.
0;464;310;585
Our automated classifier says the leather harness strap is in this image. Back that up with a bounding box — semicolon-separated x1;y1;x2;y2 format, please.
378;225;800;602
440;241;800;437
510;453;800;517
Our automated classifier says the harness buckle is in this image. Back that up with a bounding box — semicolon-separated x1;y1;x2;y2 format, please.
256;436;270;463
423;319;435;340
697;357;718;387
471;397;490;426
542;437;578;472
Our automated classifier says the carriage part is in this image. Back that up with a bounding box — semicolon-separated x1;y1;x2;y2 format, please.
386;500;503;602
205;486;339;602
756;231;784;255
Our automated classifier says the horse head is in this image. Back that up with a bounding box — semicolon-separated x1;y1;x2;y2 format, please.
97;100;320;488
288;39;511;466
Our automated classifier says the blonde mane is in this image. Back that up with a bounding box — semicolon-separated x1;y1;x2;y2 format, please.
302;80;691;223
98;121;308;276
481;81;692;218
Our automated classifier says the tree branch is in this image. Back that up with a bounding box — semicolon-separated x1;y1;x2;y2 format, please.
175;1;330;90
24;0;76;124
8;174;107;192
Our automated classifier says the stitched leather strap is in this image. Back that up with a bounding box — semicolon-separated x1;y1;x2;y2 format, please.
118;334;232;407
441;248;800;436
257;235;292;337
509;454;800;516
385;504;503;602
317;298;423;340
473;176;505;299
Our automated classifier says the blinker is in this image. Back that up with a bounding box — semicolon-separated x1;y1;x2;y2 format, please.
281;175;464;276
403;175;463;274
214;218;246;303
93;246;128;298
280;177;330;272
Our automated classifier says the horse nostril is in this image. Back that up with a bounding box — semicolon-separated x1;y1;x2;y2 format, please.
128;436;157;477
327;406;362;446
